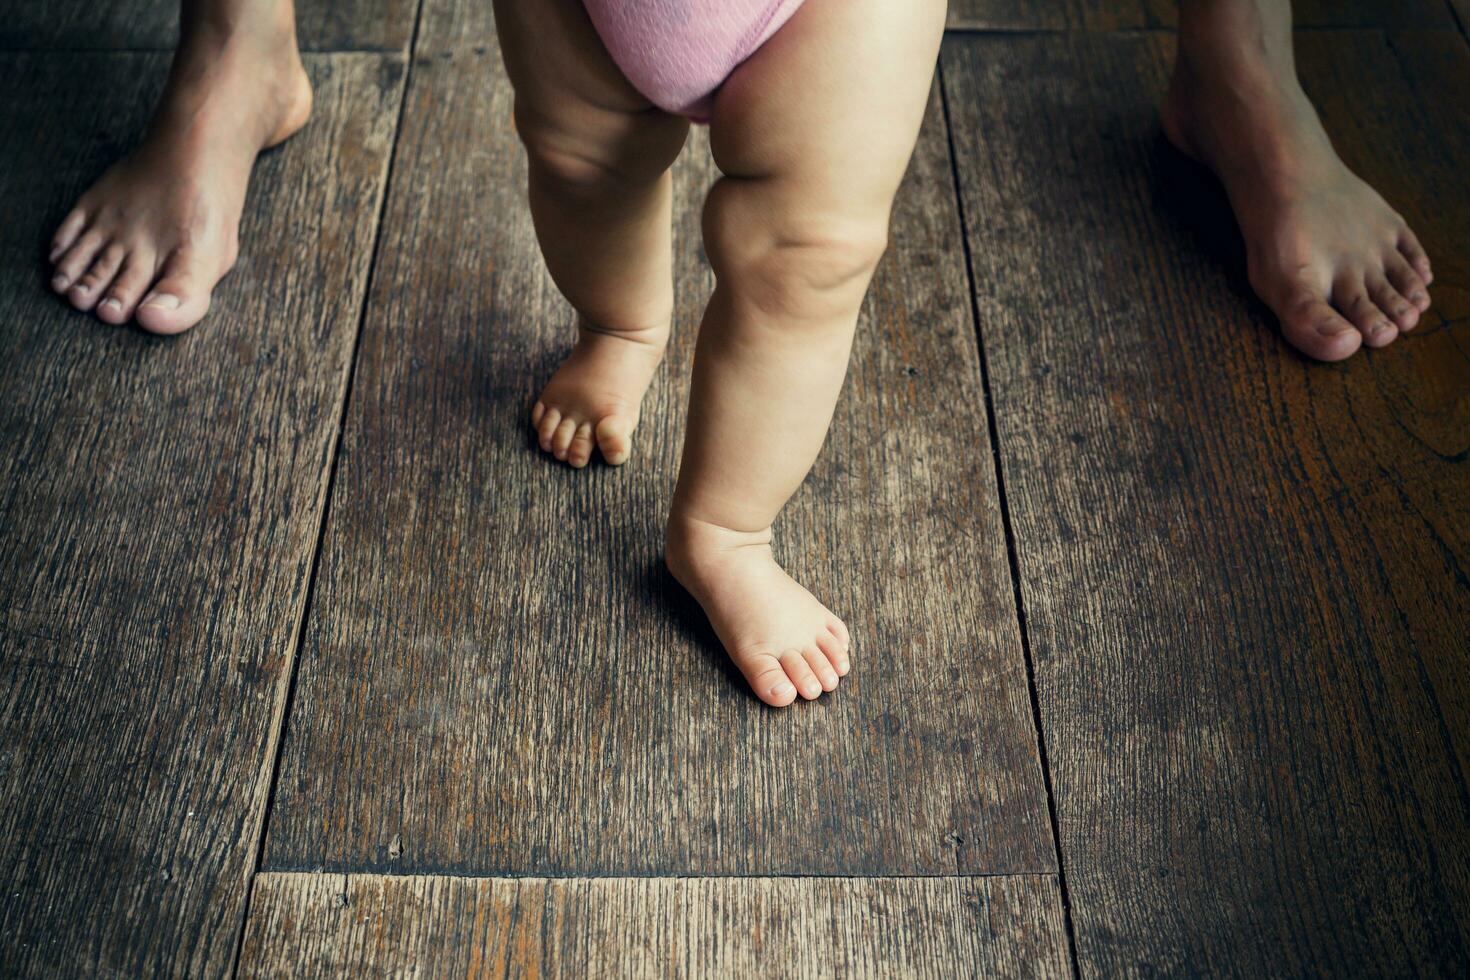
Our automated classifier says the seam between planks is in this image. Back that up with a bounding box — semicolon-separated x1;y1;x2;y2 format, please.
223;2;430;976
0;43;411;53
935;54;1083;980
1444;0;1470;44
254;870;1066;885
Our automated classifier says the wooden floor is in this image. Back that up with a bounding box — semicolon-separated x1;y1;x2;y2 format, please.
1;1;1466;976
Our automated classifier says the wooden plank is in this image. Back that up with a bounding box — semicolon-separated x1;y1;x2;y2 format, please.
259;46;1054;877
237;871;1070;976
0;0;419;52
0;51;403;976
945;0;1168;30
943;30;1469;975
944;0;1455;30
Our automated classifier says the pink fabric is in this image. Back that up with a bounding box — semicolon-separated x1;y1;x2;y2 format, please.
582;0;807;122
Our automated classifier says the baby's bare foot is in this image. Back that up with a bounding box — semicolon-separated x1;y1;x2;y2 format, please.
666;513;851;708
49;1;311;334
532;321;667;467
1162;30;1432;362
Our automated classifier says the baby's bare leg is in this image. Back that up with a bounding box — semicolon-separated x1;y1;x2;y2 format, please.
665;0;946;707
493;0;689;467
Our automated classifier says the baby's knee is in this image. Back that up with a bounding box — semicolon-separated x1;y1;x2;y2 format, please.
702;178;889;322
513;98;684;196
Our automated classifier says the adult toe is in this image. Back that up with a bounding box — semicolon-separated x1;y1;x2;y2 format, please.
52;228;106;293
1366;274;1419;332
97;250;159;325
1384;253;1430;314
68;242;126;312
134;280;211;335
1275;290;1362;362
50;207;88;262
1332;278;1397;349
1397;228;1432;286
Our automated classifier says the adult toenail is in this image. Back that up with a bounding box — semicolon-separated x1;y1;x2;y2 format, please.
1412;292;1426;303
143;293;180;310
1371;322;1391;338
803;681;821;697
101;298;122;313
839;660;849;672
51;275;69;291
772;681;795;698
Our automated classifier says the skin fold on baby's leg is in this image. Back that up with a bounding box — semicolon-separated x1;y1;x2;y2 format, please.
493;0;690;468
664;0;947;707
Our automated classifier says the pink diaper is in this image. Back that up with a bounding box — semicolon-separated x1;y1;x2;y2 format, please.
582;0;807;122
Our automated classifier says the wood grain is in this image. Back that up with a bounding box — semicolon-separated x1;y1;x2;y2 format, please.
943;29;1469;975
0;51;403;976
259;45;1054;878
0;0;419;52
944;0;1456;30
238;871;1070;977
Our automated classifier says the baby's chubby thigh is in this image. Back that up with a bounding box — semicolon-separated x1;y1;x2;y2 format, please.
700;0;947;318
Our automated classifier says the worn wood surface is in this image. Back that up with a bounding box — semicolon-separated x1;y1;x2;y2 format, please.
0;0;419;52
945;0;1457;30
238;871;1070;977
0;52;402;976
258;45;1053;879
943;29;1469;975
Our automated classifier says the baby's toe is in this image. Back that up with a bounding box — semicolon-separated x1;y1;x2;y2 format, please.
741;653;797;707
780;650;823;701
595;416;633;466
550;417;578;460
803;647;838;692
567;422;595;468
536;407;562;452
817;631;850;676
827;617;851;650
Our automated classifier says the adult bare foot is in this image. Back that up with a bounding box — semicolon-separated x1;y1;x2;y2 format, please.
531;319;668;468
1163;0;1432;361
48;0;312;334
666;514;851;708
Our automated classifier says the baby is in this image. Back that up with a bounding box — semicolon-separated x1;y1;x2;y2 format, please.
495;0;948;706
